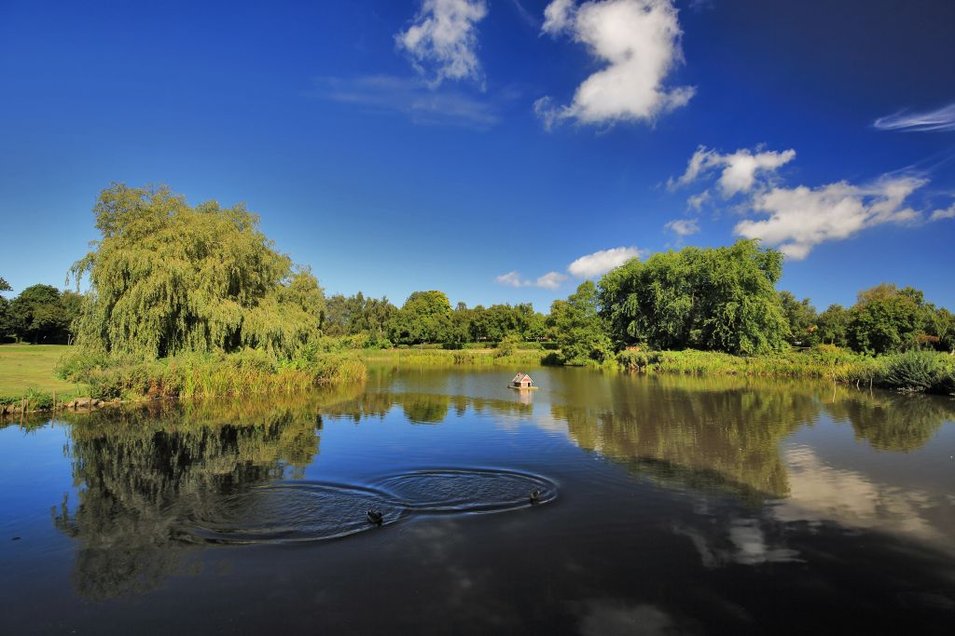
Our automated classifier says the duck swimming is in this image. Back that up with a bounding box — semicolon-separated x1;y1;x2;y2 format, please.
529;489;541;505
367;509;384;525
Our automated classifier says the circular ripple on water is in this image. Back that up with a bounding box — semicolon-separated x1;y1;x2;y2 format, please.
178;482;402;545
373;468;558;513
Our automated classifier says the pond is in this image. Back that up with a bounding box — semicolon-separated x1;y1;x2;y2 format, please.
1;366;953;633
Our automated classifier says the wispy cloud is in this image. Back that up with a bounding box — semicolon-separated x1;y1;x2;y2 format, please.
669;146;796;196
686;190;710;211
873;103;955;133
665;218;699;237
313;75;499;128
536;0;694;128
735;176;926;260
396;0;489;86
496;270;568;289
508;0;539;28
568;246;643;278
929;203;955;221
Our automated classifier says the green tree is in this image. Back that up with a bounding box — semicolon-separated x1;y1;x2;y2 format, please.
388;290;453;345
598;240;788;355
847;284;929;355
70;184;324;359
778;291;818;346
926;307;955;353
816;304;850;347
549;281;612;365
9;284;76;344
0;276;11;342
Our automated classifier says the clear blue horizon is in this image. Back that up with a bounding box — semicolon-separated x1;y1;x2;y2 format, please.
1;0;953;312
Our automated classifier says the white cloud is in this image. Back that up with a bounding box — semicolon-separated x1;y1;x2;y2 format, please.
536;271;569;289
397;0;489;86
665;218;699;236
670;146;796;196
568;246;642;278
314;75;498;128
735;176;926;260
497;246;642;290
873;103;955;133
495;271;568;289
542;0;576;33
929;203;955;221
687;190;710;211
537;0;694;127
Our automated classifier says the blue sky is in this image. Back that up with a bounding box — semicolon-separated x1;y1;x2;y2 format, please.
1;0;953;312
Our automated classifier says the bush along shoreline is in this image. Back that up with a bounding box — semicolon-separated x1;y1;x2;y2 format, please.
53;347;367;402
616;347;955;395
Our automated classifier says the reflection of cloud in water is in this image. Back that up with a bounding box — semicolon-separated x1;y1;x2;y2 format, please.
578;600;683;636
673;516;800;569
528;410;571;437
774;445;951;551
727;518;800;565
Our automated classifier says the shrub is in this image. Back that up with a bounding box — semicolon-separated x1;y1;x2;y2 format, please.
495;334;522;358
878;350;952;393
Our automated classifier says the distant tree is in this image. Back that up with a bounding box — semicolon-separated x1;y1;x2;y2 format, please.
778;291;818;346
388;290;453;345
598;240;788;355
847;284;930;355
9;284;73;344
322;292;396;343
70;184;324;358
0;276;10;341
816;304;850;347
548;281;612;365
447;303;472;347
60;291;84;344
931;308;955;353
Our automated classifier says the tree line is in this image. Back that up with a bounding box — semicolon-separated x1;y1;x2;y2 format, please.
2;184;953;363
0;277;83;344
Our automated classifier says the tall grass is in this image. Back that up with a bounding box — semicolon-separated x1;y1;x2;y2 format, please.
55;348;368;400
616;346;954;395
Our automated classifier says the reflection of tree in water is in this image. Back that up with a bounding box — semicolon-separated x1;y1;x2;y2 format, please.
317;391;532;423
551;373;954;498
825;391;955;452
552;375;821;499
52;399;323;600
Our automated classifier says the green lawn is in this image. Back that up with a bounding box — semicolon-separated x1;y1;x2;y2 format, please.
0;344;84;397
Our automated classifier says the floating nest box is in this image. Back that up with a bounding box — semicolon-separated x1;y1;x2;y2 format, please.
510;372;535;389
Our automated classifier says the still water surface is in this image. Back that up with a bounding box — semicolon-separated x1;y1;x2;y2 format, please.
1;366;954;633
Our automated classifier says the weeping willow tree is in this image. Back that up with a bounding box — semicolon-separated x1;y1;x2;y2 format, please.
71;184;324;359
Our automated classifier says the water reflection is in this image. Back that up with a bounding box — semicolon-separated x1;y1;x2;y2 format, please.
44;390;542;599
8;369;952;613
545;374;955;498
52;400;324;599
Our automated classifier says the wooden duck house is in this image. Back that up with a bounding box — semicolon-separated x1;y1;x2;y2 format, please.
509;372;537;390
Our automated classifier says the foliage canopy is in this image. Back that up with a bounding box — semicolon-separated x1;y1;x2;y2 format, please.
598;240;788;355
71;184;324;359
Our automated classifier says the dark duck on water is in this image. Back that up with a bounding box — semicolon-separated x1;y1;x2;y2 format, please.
367;509;384;525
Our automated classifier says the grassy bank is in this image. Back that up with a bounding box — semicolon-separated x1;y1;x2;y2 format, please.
0;344;86;408
3;343;952;415
617;347;955;394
